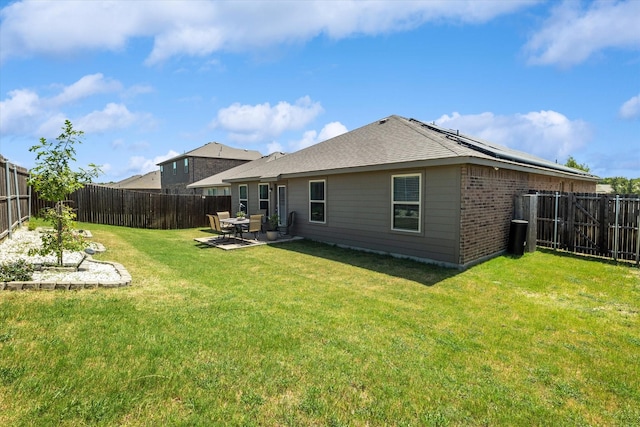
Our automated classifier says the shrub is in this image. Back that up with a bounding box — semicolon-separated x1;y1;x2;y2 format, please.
0;259;34;282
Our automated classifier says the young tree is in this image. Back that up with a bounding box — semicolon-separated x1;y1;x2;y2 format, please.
28;120;101;266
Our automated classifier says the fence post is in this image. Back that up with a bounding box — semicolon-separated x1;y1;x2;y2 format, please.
13;163;22;228
524;194;538;253
553;192;560;250
5;160;12;238
636;213;639;267
566;193;576;252
613;195;620;261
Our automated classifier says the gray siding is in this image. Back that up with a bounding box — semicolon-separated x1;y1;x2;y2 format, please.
285;167;461;265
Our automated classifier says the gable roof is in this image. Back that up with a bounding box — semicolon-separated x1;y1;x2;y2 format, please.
158;142;262;165
187;152;287;189
225;115;598;182
111;170;161;190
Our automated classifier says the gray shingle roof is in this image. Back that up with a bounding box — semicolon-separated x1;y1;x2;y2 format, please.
225;115;598;182
159;142;262;165
187;152;287;188
110;170;161;190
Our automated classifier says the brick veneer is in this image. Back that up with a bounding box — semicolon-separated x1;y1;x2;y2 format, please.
458;165;596;266
160;157;250;195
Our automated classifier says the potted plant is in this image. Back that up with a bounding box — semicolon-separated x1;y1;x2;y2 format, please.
236;211;246;219
266;214;279;241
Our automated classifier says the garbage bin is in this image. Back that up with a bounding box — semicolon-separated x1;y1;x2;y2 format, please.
507;220;528;256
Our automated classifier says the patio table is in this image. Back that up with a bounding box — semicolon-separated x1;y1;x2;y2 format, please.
220;217;250;240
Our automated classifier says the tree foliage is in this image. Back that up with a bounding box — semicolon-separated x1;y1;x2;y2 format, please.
600;177;640;195
28;120;100;202
28;120;101;266
565;156;591;172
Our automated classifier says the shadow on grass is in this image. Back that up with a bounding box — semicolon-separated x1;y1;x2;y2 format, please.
270;239;459;287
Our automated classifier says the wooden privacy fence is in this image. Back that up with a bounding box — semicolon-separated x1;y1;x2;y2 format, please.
32;184;231;230
0;156;30;240
536;191;640;263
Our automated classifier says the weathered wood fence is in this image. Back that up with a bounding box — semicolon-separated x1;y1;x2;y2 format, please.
535;192;639;263
32;184;231;230
0;156;30;241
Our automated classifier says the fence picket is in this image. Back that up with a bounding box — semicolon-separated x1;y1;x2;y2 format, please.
536;191;639;263
31;184;231;230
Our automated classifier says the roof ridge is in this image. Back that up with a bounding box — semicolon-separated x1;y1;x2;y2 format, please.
395;116;473;157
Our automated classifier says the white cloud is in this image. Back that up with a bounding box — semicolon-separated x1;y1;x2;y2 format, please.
1;0;538;65
0;75;154;137
525;1;640;67
0;88;41;134
267;141;284;154
126;150;179;176
435;110;592;161
215;96;324;142
292;121;348;150
49;73;122;106
619;93;640;120
76;103;148;133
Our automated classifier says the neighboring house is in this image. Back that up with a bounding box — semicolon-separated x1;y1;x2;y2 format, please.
109;170;162;193
187;152;286;201
596;184;614;194
157;142;262;195
223;115;598;268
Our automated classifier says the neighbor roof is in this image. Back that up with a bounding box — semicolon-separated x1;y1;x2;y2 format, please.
225;115;599;182
158;142;262;165
111;170;161;190
187;152;287;189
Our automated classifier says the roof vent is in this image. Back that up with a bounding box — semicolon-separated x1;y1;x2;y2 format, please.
379;118;388;124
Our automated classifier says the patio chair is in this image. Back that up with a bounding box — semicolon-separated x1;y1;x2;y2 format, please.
208;214;234;240
245;214;263;240
279;211;295;236
213;211;234;231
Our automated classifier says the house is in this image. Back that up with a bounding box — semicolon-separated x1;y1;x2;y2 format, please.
187;152;286;199
157;142;262;195
222;115;598;268
109;170;162;193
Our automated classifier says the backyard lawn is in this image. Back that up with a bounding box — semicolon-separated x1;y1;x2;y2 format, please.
1;223;639;426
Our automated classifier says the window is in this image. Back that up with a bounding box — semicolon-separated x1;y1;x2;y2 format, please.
239;184;248;214
259;183;269;213
309;180;326;223
392;174;421;232
184;158;189;174
172;161;177;175
207;187;230;196
160;165;164;175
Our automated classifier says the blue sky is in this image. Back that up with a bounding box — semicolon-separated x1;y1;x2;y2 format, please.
1;0;638;182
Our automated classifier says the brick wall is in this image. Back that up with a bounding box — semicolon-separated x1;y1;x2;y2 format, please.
160;157;251;195
458;165;596;266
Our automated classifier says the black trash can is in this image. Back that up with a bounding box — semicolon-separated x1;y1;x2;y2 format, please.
507;220;528;256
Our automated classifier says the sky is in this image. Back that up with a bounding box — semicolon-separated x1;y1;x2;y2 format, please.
0;0;638;183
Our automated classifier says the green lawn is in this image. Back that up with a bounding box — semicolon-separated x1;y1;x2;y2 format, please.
1;223;639;426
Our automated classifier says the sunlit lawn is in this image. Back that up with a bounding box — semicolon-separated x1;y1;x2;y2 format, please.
1;223;639;426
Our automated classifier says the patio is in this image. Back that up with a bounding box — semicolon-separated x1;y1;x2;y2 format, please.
194;231;302;250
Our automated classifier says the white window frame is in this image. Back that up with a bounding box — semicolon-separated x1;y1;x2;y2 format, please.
391;173;421;233
309;179;326;224
238;184;248;214
258;183;269;213
184;158;189;174
172;161;177;175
